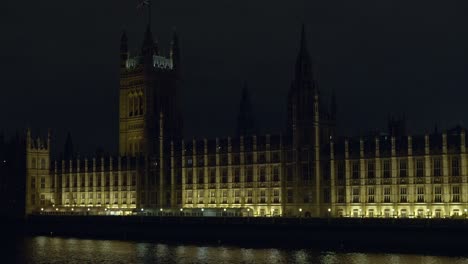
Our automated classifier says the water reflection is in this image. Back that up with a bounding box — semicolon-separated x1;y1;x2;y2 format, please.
15;236;468;264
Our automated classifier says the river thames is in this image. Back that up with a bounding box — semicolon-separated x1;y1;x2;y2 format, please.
10;236;468;264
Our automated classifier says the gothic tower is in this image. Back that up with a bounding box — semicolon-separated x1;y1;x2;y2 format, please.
286;25;336;216
119;26;183;158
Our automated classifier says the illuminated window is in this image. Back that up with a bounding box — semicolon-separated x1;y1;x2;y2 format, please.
383;160;391;178
259;167;266;182
234;190;240;204
246;190;253;203
367;161;375;179
416;159;424;177
433;158;441;177
417;186;424;202
246;167;253;182
352;161;360;180
273;189;280;203
337;188;345;203
383;187;391;203
452;157;460;176
40;177;45;189
186;190;193;204
434;186;442;203
272;167;279;181
197;190;204;204
452;186;460;202
222;190;228;204
352;187;360;203
399;160;407;177
367;187;375;203
259;190;266;203
233;168;240;183
400;187;407;203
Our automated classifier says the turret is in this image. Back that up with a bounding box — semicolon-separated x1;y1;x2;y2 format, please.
170;30;181;77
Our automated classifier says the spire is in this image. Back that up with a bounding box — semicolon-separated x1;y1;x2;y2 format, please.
120;31;128;69
237;82;256;136
294;24;314;91
64;132;74;160
141;24;154;57
170;29;181;77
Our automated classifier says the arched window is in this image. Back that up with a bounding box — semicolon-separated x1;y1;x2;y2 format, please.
135;96;140;116
139;93;144;115
129;142;133;155
128;94;134;117
31;158;36;169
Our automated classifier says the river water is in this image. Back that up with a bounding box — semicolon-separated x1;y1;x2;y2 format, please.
11;236;468;264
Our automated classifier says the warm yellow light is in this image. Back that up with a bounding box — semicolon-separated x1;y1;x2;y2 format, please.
223;208;226;211
201;208;204;211
55;208;58;211
299;208;302;212
328;208;331;212
160;208;163;211
180;208;183;211
41;208;44;211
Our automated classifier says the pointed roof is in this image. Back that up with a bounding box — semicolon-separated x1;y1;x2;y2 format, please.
141;24;154;55
294;24;314;90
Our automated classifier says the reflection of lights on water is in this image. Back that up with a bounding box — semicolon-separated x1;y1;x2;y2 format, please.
347;253;368;264
320;251;338;264
266;249;282;263
196;246;208;261
156;244;168;257
294;250;308;264
241;248;254;262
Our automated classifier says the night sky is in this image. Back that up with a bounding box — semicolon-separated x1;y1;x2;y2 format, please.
1;0;468;155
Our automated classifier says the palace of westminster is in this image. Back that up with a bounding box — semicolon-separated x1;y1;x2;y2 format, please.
5;24;468;219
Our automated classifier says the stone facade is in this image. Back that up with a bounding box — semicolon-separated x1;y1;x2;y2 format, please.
24;25;468;218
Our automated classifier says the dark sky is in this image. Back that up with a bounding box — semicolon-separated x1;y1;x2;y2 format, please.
1;0;468;155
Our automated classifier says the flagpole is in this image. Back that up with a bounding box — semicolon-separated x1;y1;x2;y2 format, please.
148;0;152;27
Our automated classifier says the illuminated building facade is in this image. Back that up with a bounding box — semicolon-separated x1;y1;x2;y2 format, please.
24;25;468;218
